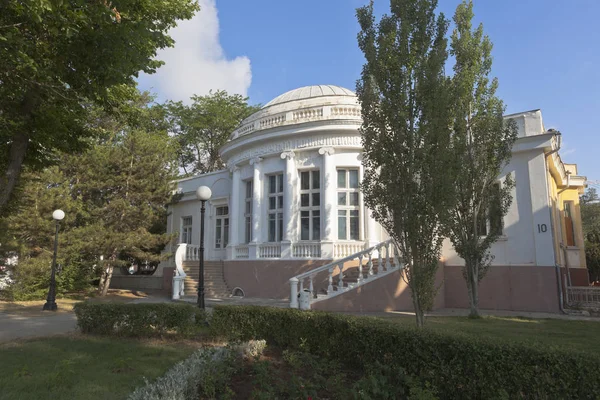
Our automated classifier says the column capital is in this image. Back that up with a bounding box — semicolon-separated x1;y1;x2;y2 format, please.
318;146;335;156
280;150;295;160
249;157;263;166
228;163;240;173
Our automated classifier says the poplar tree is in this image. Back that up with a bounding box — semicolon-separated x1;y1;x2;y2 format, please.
446;0;517;317
356;0;453;327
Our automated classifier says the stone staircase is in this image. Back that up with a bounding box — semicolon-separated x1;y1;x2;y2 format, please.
183;261;231;298
290;239;402;309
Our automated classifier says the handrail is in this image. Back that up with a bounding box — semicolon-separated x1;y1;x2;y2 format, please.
294;238;394;281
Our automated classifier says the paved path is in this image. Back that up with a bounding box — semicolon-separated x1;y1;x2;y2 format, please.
0;312;78;343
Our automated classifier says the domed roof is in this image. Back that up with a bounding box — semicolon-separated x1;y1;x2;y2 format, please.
263;85;355;108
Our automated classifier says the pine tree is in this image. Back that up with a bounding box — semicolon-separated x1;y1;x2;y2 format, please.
445;0;517;317
1;87;178;298
356;0;453;327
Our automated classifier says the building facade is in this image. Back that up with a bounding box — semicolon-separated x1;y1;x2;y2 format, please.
157;85;587;313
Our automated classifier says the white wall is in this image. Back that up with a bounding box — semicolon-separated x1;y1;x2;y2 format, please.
157;170;231;275
441;148;555;267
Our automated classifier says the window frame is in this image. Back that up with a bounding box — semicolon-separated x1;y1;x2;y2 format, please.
564;200;576;247
337;168;360;241
299;169;321;241
214;205;229;249
244;180;253;243
181;216;193;244
266;173;284;243
478;182;504;237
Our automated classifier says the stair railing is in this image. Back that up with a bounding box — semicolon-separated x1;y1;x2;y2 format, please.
172;243;187;300
289;238;401;309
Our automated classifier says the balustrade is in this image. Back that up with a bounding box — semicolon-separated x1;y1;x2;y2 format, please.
292;242;321;258
289;239;402;309
259;243;282;258
235;245;249;259
334;242;365;258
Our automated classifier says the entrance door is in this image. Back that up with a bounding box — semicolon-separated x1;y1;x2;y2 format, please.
213;205;229;260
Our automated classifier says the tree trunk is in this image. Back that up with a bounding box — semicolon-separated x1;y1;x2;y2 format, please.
100;265;114;297
413;293;425;328
465;260;481;318
98;252;117;296
0;132;30;213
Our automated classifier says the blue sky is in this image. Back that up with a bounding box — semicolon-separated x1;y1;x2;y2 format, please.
139;0;600;181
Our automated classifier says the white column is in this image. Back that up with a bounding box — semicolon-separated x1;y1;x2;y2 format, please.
248;157;262;259
226;165;240;260
366;208;379;248
319;147;335;258
281;151;296;258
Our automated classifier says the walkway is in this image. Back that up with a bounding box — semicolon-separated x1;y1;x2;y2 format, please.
0;312;77;343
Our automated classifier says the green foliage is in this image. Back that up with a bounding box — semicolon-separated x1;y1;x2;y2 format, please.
356;0;454;326
210;306;600;399
444;0;518;317
167;90;260;175
581;188;600;282
73;302;207;337
1;88;179;298
0;0;199;212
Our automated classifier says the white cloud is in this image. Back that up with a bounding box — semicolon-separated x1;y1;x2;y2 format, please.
140;0;252;103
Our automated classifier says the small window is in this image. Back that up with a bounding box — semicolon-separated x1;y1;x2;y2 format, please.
244;181;253;243
181;216;193;244
337;169;361;240
564;201;576;246
267;174;284;242
299;170;321;241
214;206;229;249
478;183;503;236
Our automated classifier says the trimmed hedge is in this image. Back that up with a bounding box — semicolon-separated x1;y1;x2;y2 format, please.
210;305;600;400
74;302;206;337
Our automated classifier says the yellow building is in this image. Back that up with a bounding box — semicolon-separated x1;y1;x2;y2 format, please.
547;145;588;284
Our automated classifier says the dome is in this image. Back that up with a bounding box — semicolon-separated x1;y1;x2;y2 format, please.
228;84;360;141
263;85;356;108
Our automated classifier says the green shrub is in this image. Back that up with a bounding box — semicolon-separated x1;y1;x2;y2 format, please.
74;302;206;337
210;305;600;400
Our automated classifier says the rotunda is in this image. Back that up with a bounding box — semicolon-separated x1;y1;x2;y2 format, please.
219;85;381;261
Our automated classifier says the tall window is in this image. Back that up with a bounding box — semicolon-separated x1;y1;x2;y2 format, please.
267;174;284;242
215;206;229;249
181;216;193;244
477;182;503;236
300;170;320;241
564;201;576;246
337;169;360;240
244;181;253;243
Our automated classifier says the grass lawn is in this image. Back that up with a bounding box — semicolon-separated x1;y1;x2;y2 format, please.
0;335;203;400
0;289;150;316
377;313;600;354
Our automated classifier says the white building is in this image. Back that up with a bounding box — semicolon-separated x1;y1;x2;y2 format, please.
154;85;587;313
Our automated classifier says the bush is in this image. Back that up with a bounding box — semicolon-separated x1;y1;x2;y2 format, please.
74;302;206;337
127;341;266;400
210;306;600;400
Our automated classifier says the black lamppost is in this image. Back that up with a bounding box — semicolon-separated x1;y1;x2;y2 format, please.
195;186;212;309
43;209;65;311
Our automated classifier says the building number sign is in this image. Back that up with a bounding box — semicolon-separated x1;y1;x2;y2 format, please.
537;224;547;233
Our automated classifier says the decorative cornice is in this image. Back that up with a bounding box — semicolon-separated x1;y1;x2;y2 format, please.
295;151;319;168
318;147;335;156
280;150;295;160
249;157;263;166
226;134;362;167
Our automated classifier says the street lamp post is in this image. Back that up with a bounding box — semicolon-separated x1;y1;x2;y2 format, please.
195;186;212;309
43;209;65;311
